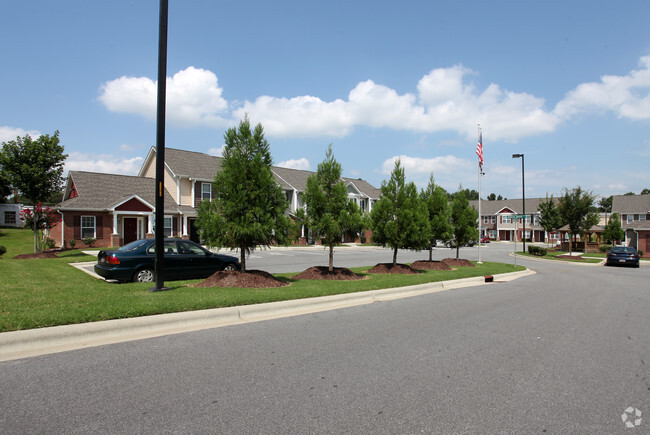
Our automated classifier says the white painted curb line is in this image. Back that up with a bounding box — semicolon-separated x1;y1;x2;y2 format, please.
0;269;535;362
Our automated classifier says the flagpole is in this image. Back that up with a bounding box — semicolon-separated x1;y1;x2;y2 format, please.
477;124;482;264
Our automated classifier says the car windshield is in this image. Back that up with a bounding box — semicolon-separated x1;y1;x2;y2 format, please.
117;239;150;252
610;247;635;254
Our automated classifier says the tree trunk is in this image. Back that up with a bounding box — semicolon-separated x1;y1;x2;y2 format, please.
392;247;398;266
428;244;433;261
329;245;334;272
456;244;460;260
33;203;38;253
240;244;246;272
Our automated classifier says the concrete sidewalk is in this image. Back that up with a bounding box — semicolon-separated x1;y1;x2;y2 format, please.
0;269;535;362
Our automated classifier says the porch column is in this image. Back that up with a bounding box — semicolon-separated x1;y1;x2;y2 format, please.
182;215;188;236
112;213;119;235
147;214;153;234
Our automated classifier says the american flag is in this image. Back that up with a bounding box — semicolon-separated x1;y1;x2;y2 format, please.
476;128;483;167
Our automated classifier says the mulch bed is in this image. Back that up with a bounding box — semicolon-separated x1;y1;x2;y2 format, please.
441;258;475;268
12;251;62;259
367;263;419;274
192;270;289;288
410;260;452;271
556;254;584;260
293;266;364;280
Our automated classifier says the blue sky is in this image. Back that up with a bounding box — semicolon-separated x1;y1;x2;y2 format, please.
1;1;649;200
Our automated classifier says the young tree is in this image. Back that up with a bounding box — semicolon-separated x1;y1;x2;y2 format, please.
370;160;430;266
538;194;561;246
603;212;624;244
20;203;61;251
449;190;479;260
557;186;599;255
196;116;289;272
302;146;364;271
0;131;67;252
421;174;451;261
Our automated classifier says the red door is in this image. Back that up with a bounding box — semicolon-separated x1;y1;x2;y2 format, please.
123;218;138;244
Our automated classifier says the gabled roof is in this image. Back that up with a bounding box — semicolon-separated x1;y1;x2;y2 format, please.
141;147;380;198
470;197;555;215
612;194;650;214
57;171;182;213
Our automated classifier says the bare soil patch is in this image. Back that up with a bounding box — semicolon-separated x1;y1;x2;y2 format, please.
293;266;364;280
367;263;419;274
411;260;452;271
12;251;61;259
192;270;289;288
442;258;475;268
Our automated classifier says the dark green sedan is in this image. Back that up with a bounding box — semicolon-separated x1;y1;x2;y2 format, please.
95;239;240;282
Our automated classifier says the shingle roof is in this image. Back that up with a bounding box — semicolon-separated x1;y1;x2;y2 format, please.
57;171;182;213
470;197;556;215
161;147;380;198
612;194;650;214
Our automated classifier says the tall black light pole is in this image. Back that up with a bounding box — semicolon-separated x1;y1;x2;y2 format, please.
512;154;525;252
151;0;169;291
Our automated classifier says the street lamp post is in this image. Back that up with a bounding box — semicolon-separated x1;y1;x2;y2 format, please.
512;153;525;253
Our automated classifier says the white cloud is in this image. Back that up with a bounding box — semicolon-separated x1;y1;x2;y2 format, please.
64;152;144;175
276;157;311;170
97;55;650;142
554;55;650;120
0;126;42;143
208;145;225;157
381;154;472;176
98;66;230;128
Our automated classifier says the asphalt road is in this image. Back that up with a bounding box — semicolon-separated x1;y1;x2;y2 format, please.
1;244;648;433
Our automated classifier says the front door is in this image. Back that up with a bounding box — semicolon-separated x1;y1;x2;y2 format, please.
123;218;139;244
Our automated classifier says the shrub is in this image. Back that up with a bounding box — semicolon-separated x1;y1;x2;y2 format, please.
44;238;56;250
0;245;6;257
638;250;644;257
360;233;367;244
81;237;96;248
528;245;547;256
68;239;76;248
599;244;612;253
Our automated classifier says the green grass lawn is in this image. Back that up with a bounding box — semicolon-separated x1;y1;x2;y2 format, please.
517;249;604;263
0;228;524;332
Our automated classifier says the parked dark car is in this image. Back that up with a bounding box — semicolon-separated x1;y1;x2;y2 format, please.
605;246;640;268
95;239;240;282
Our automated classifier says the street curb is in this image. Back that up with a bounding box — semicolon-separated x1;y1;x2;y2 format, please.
0;269;535;362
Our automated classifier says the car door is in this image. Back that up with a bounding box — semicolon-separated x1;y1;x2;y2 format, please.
176;240;214;278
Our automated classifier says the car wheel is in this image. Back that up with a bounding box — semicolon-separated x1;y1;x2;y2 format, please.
223;263;238;271
134;268;154;282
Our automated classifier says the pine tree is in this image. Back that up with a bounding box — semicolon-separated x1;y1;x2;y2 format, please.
302;146;364;271
370;160;430;266
421;174;451;261
449;190;479;260
196;116;289;271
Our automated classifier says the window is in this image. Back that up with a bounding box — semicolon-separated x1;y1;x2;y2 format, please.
502;215;512;224
627;214;634;224
639;214;647;222
489;230;497;239
164;217;173;237
4;211;16;225
483;216;489;224
202;183;212;201
81;216;96;239
359;199;366;212
491;216;496;224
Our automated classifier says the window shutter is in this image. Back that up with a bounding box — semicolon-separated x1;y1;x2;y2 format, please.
73;216;81;239
96;216;103;239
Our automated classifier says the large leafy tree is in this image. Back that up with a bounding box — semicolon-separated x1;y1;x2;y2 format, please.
557;186;599;254
302;146;364;271
603;212;624;244
0;167;11;203
370;160;430;266
196;117;289;271
420;174;451;261
538;194;561;246
598;195;613;224
449;190;479;260
0;131;66;252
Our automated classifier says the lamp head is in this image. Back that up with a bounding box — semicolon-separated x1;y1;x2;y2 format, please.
512;153;523;158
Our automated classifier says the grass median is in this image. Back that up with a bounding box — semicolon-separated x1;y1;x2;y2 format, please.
0;228;524;332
